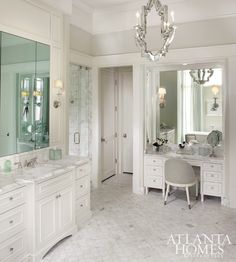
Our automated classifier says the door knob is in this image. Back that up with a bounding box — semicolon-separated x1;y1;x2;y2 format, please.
123;134;127;138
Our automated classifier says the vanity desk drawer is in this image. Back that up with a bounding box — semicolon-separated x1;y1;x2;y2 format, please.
203;171;222;182
202;163;223;172
144;157;163;166
0;188;25;215
144;166;163;177
203;182;222;197
144;176;163;189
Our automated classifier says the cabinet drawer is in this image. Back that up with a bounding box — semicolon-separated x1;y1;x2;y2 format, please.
144;157;163;166
76;163;91;180
76;194;90;218
0;205;25;243
144;176;163;189
36;170;75;200
202;163;222;172
0;188;25;215
144;166;163;177
203;171;222;182
76;176;90;199
203;182;222;197
0;231;26;262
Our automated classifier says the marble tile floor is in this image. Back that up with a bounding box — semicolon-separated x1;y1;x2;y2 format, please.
43;175;236;262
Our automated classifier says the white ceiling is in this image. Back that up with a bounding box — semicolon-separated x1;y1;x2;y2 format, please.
75;0;139;9
73;0;184;10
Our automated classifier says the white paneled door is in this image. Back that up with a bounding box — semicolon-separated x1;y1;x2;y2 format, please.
101;69;117;181
119;69;133;174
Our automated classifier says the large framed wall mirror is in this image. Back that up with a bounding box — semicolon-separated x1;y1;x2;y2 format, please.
0;32;50;157
145;65;223;148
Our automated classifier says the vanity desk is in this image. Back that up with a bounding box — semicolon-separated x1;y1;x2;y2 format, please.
144;149;225;204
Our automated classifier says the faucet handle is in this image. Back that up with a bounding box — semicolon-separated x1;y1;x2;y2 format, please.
14;162;23;169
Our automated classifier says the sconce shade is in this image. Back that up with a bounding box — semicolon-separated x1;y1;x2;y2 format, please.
159;87;167;96
211;85;220;96
54;79;63;89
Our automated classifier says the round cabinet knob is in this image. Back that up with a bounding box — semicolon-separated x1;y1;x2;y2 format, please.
153;169;156;171
80;185;84;188
9;220;14;224
80;204;84;207
9;248;14;252
211;174;214;177
211;186;214;190
153;180;156;182
9;197;13;201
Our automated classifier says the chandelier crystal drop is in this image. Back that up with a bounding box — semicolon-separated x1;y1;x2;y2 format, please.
189;69;214;85
134;0;177;62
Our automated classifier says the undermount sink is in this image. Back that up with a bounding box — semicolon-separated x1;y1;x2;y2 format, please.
23;164;62;177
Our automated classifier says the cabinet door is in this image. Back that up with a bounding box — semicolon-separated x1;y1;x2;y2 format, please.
36;194;57;248
57;186;75;233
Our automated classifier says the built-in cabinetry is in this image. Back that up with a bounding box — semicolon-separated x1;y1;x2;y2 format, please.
202;162;224;201
144;153;225;203
75;161;91;227
0;157;91;262
144;155;165;197
27;169;76;262
0;186;27;262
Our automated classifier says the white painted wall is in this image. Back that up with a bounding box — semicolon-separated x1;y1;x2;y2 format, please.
90;45;236;209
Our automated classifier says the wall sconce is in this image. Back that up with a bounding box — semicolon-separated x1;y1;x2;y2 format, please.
159;87;167;108
54;80;63;108
211;85;220;111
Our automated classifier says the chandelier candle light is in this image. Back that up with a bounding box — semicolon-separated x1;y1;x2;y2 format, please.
189;69;214;85
134;0;177;61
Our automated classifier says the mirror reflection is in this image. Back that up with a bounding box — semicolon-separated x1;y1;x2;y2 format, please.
145;66;223;147
0;32;50;157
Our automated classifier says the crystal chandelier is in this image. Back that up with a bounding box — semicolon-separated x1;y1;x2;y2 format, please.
189;69;214;85
134;0;177;62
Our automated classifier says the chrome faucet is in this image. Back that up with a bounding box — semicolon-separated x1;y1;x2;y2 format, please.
14;161;23;169
24;157;38;168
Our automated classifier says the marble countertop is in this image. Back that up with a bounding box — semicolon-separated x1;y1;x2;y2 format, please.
0;155;90;195
145;149;224;162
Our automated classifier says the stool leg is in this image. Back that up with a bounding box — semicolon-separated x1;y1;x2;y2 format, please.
196;181;199;200
164;184;170;205
185;186;191;209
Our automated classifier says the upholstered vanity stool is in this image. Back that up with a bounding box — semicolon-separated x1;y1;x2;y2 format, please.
164;158;198;209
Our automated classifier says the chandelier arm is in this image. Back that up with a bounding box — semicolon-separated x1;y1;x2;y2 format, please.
134;0;176;61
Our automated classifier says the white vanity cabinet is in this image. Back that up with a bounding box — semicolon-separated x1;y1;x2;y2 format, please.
201;161;224;201
27;169;77;262
144;153;225;203
75;161;91;227
0;186;27;262
144;155;165;196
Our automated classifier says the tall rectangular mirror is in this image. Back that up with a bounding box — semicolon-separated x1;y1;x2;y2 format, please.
0;32;50;157
145;66;223;147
